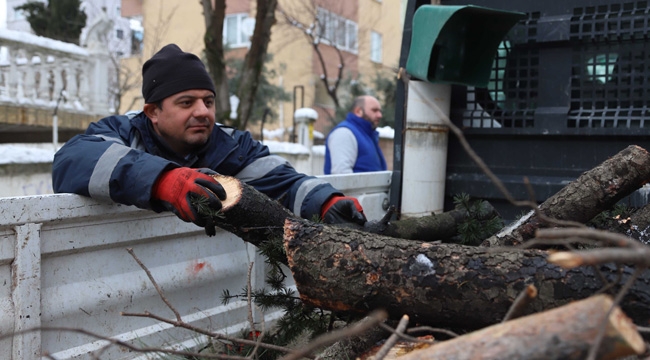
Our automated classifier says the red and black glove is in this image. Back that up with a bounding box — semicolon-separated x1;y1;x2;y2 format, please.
321;196;367;225
152;167;226;235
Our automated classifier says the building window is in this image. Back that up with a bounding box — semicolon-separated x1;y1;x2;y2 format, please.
130;18;144;55
316;7;358;53
223;13;251;48
370;31;382;63
116;29;124;39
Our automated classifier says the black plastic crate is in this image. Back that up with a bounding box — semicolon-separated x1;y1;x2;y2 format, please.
394;0;650;220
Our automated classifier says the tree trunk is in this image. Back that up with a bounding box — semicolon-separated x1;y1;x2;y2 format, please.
209;174;650;329
283;217;650;330
209;175;293;252
236;0;278;130
202;0;232;125
208;176;495;252
398;294;645;360
482;145;650;247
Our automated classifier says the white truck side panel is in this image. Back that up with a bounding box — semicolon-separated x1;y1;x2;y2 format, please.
0;172;391;359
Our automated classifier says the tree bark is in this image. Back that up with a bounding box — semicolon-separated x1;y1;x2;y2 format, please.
202;0;231;124
236;0;278;130
209;175;294;251
482;145;650;247
365;201;499;242
209;174;650;329
619;203;650;244
208;175;496;250
283;217;650;330
398;294;645;360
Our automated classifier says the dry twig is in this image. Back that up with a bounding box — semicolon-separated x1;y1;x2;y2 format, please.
374;315;409;360
587;266;646;360
5;326;246;360
406;326;458;339
549;248;650;268
279;310;388;360
501;284;538;323
537;228;644;249
123;248;301;358
126;247;181;322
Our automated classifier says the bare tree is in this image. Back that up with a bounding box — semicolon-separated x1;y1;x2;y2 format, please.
201;0;278;130
235;0;279;130
200;0;231;125
277;1;347;111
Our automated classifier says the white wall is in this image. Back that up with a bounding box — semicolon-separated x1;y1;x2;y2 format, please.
0;143;327;197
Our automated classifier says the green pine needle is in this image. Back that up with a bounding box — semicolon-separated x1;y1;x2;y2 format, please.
453;193;503;246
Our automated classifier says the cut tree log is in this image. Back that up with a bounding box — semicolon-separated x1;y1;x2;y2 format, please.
398;294;645;360
283;217;650;330
208;175;497;250
208;174;294;249
209;173;650;329
375;208;461;241
482;145;650;247
367;201;499;242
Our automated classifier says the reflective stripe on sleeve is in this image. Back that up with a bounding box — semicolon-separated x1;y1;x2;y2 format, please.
88;143;131;200
234;155;292;182
91;134;126;145
292;178;329;216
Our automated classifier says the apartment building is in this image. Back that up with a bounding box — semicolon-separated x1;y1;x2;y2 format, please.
119;0;405;138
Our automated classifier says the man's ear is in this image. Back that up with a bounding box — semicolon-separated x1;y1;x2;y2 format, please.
353;106;363;117
143;103;158;123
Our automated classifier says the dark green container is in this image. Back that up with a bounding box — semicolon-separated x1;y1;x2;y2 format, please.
406;5;526;87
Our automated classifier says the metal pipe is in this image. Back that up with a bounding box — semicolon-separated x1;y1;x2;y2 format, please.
400;81;451;218
291;85;304;143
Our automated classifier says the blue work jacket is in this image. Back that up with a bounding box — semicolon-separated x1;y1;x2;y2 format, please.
52;112;340;219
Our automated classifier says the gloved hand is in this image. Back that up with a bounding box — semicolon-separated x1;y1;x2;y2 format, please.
321;196;367;225
152;167;226;236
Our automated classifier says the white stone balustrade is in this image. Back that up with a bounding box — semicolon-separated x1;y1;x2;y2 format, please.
0;28;110;116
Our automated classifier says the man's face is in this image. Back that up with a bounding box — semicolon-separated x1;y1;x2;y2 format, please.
358;96;383;129
145;89;216;156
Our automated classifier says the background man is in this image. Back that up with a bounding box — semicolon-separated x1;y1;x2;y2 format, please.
52;44;366;235
324;95;387;174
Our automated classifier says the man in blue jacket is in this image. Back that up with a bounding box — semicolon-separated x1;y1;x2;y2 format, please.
52;44;366;235
324;95;387;174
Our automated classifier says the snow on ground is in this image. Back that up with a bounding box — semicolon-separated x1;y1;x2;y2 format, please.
262;140;310;155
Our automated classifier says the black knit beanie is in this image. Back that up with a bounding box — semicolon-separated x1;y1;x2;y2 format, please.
142;44;216;104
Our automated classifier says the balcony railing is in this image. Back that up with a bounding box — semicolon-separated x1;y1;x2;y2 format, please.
0;28;111;117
